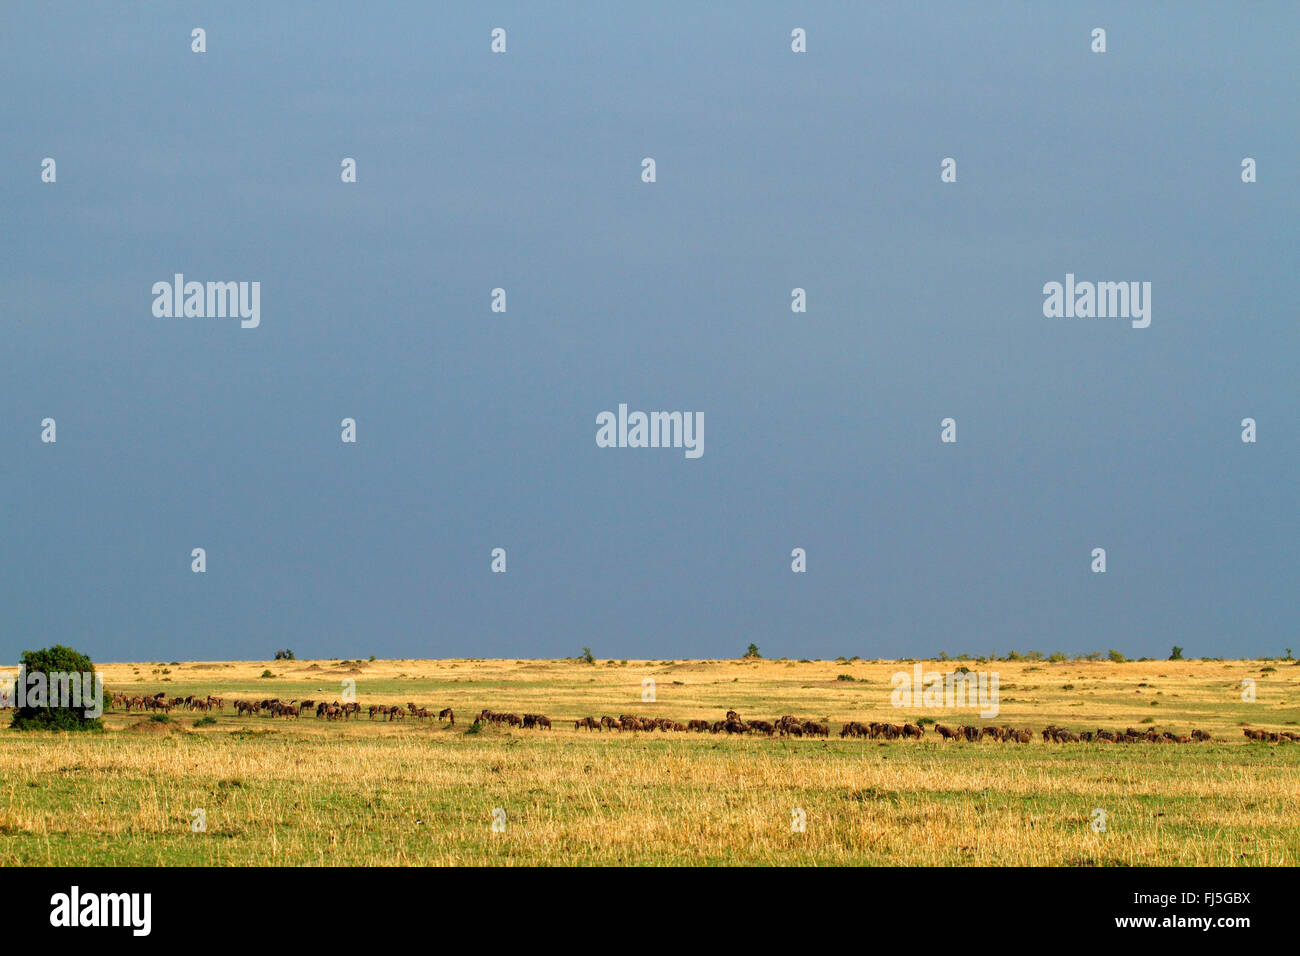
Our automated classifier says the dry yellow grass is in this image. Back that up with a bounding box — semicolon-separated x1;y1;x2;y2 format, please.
1;656;1297;865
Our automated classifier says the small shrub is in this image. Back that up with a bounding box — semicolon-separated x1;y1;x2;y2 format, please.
8;644;108;732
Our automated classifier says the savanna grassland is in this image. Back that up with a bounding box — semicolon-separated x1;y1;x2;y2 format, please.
2;656;1298;866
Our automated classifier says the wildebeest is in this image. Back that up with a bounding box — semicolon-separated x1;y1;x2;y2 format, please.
774;716;803;736
439;707;455;725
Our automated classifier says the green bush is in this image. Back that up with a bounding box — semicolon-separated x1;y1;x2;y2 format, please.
8;645;106;731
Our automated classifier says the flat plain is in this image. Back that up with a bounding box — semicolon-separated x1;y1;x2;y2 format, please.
1;656;1297;866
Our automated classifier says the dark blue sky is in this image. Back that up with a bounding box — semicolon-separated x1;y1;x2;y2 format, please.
3;3;1296;663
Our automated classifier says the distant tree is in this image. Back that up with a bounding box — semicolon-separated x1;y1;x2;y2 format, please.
8;645;106;731
744;643;761;659
274;649;296;661
1169;646;1184;661
1108;649;1127;663
580;647;595;665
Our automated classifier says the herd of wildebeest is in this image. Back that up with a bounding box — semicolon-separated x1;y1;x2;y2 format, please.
108;693;1300;744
